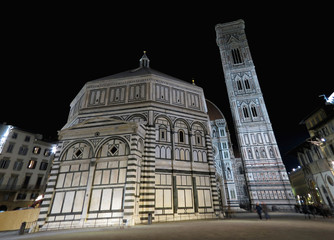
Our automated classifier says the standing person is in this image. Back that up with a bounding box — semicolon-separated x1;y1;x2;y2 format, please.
255;203;262;220
261;202;270;220
302;203;311;219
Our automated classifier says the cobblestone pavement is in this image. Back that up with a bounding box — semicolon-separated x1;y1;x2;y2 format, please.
2;213;334;240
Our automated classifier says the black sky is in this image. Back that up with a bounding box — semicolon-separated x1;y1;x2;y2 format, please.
1;4;332;172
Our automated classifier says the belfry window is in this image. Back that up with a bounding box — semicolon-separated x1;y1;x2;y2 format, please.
237;80;243;90
244;79;250;89
231;48;243;64
251;106;258;117
243;106;250;118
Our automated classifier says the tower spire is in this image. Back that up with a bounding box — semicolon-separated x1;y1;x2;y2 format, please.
139;50;150;68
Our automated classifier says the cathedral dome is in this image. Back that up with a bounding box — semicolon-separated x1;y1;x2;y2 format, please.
206;99;225;121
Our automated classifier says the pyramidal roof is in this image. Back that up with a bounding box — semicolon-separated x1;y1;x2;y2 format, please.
90;52;189;84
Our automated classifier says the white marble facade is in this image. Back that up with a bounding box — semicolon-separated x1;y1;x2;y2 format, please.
38;53;220;230
215;20;295;210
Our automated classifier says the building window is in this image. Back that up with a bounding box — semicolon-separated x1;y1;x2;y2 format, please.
16;193;27;200
24;136;31;142
73;148;84;159
244;79;251;89
30;193;39;200
44;149;52;156
32;146;41;154
0;173;4;186
35;176;43;189
223;151;229;159
22;175;31;189
231;48;243;64
251;106;258;117
159;127;167;141
195;132;202;146
306;151;313;163
219;129;225;137
27;160;37;169
39;161;48;170
329;144;334;155
18;146;28;155
6;175;18;189
13;160;23;171
237;80;243;90
0;158;10;169
11;132;17;139
107;144;119;156
6;143;14;153
179;130;185;143
243;106;250;118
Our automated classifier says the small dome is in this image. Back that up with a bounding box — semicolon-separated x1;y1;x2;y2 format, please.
206;99;225;121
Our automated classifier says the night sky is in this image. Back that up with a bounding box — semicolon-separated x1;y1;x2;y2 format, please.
1;4;332;172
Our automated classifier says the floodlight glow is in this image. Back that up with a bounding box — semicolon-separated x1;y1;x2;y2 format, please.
0;125;13;154
52;145;57;154
327;92;334;104
35;194;44;201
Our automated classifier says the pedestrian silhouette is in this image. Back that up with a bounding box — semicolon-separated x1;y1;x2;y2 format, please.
302;204;311;219
255;202;262;220
261;202;270;220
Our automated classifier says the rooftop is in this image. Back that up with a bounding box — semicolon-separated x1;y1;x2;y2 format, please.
90;52;190;85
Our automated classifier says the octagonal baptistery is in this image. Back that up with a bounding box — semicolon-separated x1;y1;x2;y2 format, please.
38;53;220;230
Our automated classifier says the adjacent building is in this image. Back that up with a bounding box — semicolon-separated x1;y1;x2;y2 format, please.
0;124;55;211
207;99;249;211
288;100;334;208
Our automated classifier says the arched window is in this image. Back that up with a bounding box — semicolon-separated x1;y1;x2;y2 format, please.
159;126;167;141
231;48;243;64
251;105;258;117
237;80;243;90
212;129;217;138
243;106;250;118
179;130;185;143
195;131;202;146
244;79;251;89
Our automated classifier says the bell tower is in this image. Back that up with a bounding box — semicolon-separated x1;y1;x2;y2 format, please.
215;19;295;210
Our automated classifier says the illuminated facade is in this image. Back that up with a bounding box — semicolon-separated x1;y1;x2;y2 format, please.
215;20;295;210
38;53;220;230
207;99;248;211
36;19;299;230
0;124;55;211
289;103;334;208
